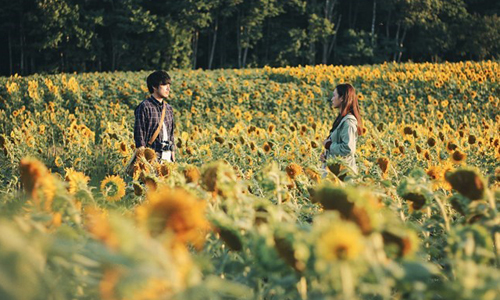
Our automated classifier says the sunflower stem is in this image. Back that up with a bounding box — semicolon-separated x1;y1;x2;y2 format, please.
297;276;307;300
396;196;406;222
487;190;497;214
340;261;354;299
434;195;450;232
494;232;500;267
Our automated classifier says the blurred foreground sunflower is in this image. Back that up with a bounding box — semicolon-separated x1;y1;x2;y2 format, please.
317;221;363;261
136;187;210;250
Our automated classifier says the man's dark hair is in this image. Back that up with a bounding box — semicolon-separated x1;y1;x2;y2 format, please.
147;70;171;93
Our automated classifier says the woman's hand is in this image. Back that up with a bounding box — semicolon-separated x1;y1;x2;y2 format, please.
323;138;332;150
320;151;326;163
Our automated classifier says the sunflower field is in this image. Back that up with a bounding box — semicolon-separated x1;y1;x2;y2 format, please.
0;61;499;300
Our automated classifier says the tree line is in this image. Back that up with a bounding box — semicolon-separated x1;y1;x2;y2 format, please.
0;0;498;76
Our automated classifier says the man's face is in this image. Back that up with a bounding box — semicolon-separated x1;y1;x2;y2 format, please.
155;83;170;99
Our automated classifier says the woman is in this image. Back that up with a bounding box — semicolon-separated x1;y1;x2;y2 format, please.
321;83;363;175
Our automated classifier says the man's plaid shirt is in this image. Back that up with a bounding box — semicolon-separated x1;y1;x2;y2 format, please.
134;96;175;153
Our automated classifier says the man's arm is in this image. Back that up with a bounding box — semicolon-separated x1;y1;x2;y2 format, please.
134;104;148;149
170;112;176;162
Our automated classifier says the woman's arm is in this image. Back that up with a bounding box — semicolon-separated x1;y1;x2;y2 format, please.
328;119;357;156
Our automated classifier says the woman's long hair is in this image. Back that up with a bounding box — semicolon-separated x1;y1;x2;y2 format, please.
329;83;364;136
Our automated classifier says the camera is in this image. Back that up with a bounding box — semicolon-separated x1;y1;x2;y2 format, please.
161;141;173;152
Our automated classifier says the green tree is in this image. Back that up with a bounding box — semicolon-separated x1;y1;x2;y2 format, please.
102;0;156;71
235;0;283;68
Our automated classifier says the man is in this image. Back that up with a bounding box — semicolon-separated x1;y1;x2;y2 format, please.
134;70;176;163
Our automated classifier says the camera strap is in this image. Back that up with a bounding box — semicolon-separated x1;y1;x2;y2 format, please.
147;102;166;146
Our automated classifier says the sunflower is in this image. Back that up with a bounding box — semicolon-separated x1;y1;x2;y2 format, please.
263;142;272;154
214;136;224;144
317;222;363;261
144;175;159;191
217;226;243;251
427;137;436;147
99;268;122;300
285;163;303;179
415;145;422;154
185;146;195;156
244;155;253;166
100;175;126;201
55;156;63;167
118;141;128;155
401;192;427;210
426;165;442;181
249;141;256;152
234;109;242;119
65;167;90;194
305;168;321;183
143;148;157;163
247;125;256;134
398;145;405;155
157;163;171;177
382;230;419;258
20;157;48;199
281;111;289;120
19;157;56;209
136;187;210;250
445;169;485;200
200;161;236;194
133;182;144;196
85;207;119;249
39;124;46;135
451;150;467;164
446;141;458;152
376;157;389;174
183;165;201;183
403;126;413;135
423;150;431;161
268;123;276;133
300;124;308;134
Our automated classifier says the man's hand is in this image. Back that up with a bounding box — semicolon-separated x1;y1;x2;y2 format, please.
136;146;145;154
171;152;176;163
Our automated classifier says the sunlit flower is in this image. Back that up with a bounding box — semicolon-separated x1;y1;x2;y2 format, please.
285;163;303;179
65;167;90;195
100;175;126;201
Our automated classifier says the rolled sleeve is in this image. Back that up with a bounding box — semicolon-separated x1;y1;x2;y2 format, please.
329;119;357;156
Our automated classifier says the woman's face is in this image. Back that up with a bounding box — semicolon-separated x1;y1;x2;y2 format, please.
331;89;342;109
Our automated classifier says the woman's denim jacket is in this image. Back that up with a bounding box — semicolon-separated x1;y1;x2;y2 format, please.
326;113;358;174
